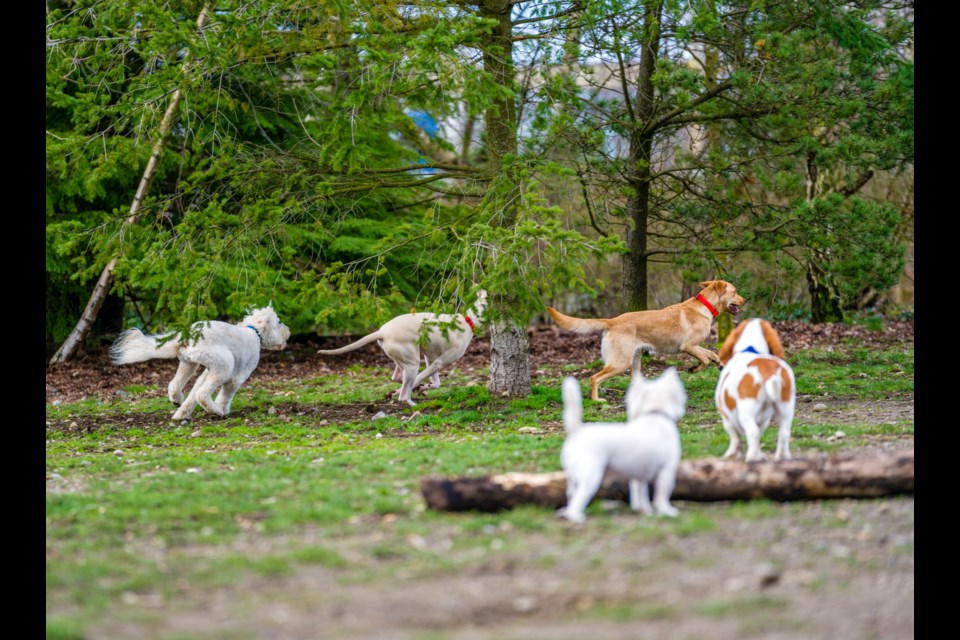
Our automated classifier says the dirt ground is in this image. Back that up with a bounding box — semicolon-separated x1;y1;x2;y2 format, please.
46;321;915;639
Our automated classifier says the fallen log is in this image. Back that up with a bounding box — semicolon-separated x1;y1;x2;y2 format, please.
420;449;914;512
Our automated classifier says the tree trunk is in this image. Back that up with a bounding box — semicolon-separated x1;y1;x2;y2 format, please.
479;0;530;398
487;315;531;397
420;450;914;512
806;260;844;323
621;0;664;312
49;5;213;365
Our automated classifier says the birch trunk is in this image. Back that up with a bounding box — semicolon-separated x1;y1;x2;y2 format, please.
49;5;212;365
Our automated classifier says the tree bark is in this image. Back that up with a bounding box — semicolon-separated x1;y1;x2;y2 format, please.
421;450;914;512
479;0;530;398
806;260;844;323
487;315;531;397
49;5;212;365
621;0;664;312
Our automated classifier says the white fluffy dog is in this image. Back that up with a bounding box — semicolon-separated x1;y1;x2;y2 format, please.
714;317;796;462
317;291;487;406
109;306;290;420
556;368;686;523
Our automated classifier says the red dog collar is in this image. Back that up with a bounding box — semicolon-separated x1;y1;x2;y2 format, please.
695;294;719;317
464;316;475;333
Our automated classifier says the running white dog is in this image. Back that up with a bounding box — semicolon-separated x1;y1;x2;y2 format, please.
557;368;686;523
714;318;796;462
317;291;487;406
109;306;290;420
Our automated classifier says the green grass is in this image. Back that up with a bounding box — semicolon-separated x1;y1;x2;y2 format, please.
46;340;913;636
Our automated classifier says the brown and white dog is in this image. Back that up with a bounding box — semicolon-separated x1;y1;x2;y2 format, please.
714;318;796;462
547;280;746;401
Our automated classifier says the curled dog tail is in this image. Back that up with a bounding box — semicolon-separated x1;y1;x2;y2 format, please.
561;377;584;432
546;307;609;334
109;329;180;365
316;330;383;355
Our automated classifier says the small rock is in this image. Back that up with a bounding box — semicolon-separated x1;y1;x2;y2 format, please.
115;390;129;398
371;411;388;420
757;563;781;588
513;596;538;613
186;468;200;474
190;430;202;438
812;403;827;411
69;421;78;429
113;450;124;456
858;372;868;378
518;427;542;434
407;534;427;550
267;406;277;415
375;432;384;439
52;400;62;406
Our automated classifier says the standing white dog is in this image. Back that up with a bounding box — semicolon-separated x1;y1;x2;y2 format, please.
714;317;796;462
317;291;487;406
109;305;290;420
557;368;686;523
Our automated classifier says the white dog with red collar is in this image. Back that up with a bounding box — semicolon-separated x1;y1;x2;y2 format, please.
317;291;487;406
714;318;796;462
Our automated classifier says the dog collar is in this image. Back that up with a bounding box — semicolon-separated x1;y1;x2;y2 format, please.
695;293;719;317
739;345;759;354
246;325;262;342
464;316;475;333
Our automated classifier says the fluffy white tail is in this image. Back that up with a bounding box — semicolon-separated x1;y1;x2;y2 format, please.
562;377;584;432
109;329;180;365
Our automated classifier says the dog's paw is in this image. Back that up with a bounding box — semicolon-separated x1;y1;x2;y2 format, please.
555;508;586;524
655;505;679;518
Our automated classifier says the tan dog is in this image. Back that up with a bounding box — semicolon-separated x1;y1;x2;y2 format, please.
547;280;745;401
317;291;487;406
714;318;795;462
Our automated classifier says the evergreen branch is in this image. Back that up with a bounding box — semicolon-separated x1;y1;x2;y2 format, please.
644;79;735;133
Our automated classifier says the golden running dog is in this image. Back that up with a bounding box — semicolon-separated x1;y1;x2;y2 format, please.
546;280;746;401
714;318;796;462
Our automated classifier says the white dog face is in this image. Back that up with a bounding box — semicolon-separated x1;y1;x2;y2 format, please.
245;306;290;351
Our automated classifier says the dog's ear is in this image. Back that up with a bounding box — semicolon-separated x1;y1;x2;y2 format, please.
718;320;747;365
760;319;786;360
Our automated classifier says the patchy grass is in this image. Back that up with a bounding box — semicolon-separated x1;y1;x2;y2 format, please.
46;341;913;637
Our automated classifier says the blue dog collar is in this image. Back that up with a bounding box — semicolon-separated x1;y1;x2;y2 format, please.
739;345;760;354
246;325;262;342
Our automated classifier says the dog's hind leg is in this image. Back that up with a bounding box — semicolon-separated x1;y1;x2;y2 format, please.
421;356;441;389
557;466;604;523
628;479;653;515
740;413;766;462
651;466;679;517
774;407;794;461
168;361;200;406
720;417;742;459
172;369;208;420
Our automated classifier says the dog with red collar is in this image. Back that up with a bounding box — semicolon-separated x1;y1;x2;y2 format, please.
714;318;796;462
547;280;746;401
317;291;486;406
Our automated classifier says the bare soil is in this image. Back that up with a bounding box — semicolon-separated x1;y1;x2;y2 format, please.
46;321;914;639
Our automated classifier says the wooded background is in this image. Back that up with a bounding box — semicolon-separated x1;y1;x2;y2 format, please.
46;0;914;389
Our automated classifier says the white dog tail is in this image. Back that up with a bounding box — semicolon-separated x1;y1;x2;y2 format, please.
764;372;783;402
561;377;584;432
109;329;181;364
316;330;384;355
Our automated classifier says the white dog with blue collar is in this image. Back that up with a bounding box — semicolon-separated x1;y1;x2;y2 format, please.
110;305;290;420
714;318;796;462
